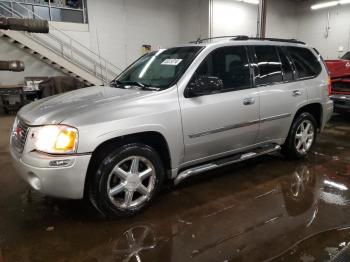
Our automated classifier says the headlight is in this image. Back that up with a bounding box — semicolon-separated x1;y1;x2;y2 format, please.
35;125;78;154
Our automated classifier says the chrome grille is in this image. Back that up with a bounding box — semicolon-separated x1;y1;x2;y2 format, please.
11;119;30;153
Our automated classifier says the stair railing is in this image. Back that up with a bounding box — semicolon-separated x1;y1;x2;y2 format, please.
0;1;123;85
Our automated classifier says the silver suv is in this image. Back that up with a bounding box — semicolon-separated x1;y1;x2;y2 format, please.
10;37;334;217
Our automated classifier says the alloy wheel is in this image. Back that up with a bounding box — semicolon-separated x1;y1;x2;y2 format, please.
294;120;315;155
107;156;156;209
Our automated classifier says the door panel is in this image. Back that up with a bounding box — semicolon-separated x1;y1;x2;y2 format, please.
179;46;260;163
180;90;260;163
254;46;309;143
257;81;306;142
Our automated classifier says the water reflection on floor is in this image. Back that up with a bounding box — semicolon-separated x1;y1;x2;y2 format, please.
0;114;349;262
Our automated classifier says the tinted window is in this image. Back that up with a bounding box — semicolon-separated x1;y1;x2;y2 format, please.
278;47;294;81
195;46;252;91
255;46;283;85
286;47;322;79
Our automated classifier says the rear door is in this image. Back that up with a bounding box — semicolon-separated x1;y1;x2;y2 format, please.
252;45;307;143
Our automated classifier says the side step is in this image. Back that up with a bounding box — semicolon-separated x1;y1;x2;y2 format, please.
174;144;281;185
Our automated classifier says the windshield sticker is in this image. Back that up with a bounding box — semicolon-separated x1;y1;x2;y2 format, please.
161;59;183;66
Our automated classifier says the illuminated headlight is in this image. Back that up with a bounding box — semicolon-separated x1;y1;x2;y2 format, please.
35;125;78;154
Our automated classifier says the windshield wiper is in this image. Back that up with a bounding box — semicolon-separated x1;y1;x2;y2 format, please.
119;81;149;88
111;80;160;91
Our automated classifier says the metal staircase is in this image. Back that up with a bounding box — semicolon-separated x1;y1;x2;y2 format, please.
0;1;122;86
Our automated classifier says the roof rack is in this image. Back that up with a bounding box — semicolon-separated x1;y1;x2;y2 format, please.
189;35;249;44
239;37;306;45
189;35;305;45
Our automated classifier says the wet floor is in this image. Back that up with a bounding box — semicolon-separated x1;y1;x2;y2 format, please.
0;114;350;262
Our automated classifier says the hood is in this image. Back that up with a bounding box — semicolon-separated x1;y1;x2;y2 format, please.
18;86;153;125
325;59;350;78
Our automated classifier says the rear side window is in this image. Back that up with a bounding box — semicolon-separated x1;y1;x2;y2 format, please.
254;46;283;85
286;47;322;79
195;46;252;91
278;47;294;81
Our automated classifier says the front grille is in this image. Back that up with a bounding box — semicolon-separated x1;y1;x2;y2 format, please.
11;119;30;153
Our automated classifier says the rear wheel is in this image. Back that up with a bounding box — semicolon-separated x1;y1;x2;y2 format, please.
282;112;317;159
88;143;165;217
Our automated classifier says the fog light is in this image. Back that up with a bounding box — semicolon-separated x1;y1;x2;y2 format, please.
28;173;42;190
49;159;72;167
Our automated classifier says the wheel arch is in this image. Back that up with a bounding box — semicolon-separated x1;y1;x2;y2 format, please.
292;103;323;131
84;131;173;198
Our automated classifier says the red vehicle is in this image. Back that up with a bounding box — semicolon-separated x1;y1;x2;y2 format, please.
325;52;350;113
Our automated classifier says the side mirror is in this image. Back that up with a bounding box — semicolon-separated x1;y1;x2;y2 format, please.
185;76;223;98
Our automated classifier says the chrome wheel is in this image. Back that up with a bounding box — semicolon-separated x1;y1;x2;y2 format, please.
294;120;314;155
107;156;156;209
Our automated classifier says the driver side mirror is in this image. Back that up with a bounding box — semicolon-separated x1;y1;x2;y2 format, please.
185;76;223;98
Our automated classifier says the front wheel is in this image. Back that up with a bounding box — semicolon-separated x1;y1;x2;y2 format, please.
282;112;317;159
88;143;165;218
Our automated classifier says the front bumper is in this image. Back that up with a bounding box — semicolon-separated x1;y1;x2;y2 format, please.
10;147;91;199
330;94;350;113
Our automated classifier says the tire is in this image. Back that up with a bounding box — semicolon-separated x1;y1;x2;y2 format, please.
282;112;318;159
88;143;165;218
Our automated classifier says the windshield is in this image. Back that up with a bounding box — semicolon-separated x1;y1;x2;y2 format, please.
115;46;203;89
342;52;350;60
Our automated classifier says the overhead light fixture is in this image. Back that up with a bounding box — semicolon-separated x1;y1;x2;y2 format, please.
311;0;350;10
243;0;259;4
234;0;260;5
311;1;338;10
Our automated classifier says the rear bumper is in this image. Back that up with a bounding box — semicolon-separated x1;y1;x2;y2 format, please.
322;100;334;130
10;147;91;199
330;95;350;114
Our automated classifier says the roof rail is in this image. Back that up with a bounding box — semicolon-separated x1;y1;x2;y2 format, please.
189;35;249;44
190;36;306;45
233;37;306;45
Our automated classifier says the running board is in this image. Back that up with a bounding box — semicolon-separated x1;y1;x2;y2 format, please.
174;145;281;185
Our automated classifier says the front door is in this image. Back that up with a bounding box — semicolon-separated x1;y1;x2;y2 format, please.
179;46;260;164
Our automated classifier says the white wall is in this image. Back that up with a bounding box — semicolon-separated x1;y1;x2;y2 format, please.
87;0;209;69
295;3;350;59
211;0;259;37
0;38;64;85
179;0;209;43
0;0;209;85
265;0;298;39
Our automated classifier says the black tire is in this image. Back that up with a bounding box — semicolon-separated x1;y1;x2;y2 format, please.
282;112;318;159
88;143;165;218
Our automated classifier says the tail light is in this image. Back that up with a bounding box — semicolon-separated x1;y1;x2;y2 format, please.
328;76;332;96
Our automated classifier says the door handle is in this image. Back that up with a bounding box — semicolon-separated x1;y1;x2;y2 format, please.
243;97;255;105
292;90;302;97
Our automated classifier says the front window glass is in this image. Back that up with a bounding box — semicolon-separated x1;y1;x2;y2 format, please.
194;46;252;91
116;46;203;89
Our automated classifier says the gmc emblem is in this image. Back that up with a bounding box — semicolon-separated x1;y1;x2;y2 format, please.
346;62;350;68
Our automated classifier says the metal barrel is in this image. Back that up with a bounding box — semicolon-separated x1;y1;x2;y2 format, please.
0;18;49;33
0;61;25;72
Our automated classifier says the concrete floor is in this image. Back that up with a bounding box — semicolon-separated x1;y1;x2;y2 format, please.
0;114;350;262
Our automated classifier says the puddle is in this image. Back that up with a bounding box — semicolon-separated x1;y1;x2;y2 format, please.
0;115;349;261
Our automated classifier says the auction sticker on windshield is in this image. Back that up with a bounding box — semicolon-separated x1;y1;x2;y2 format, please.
161;59;183;66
